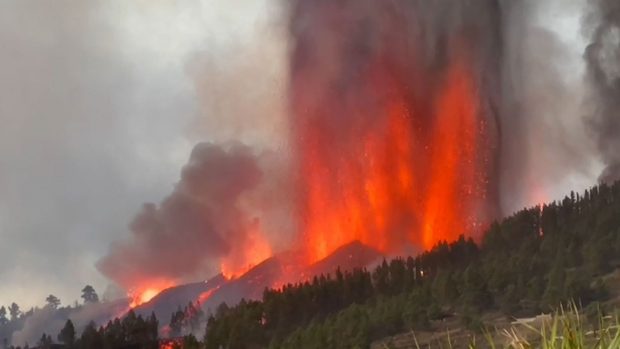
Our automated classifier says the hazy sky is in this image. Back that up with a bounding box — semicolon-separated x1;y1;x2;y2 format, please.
0;0;598;308
0;0;287;308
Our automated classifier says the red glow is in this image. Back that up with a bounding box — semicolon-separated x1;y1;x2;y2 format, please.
198;285;221;304
220;222;272;280
159;338;182;349
420;55;490;249
292;49;494;263
129;280;175;308
529;185;549;208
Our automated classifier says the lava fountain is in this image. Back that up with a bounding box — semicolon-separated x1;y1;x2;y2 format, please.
100;1;505;305
289;1;501;263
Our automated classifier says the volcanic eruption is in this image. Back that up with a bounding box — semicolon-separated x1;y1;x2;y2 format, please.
289;0;502;263
98;0;507;306
97;143;274;306
98;0;563;307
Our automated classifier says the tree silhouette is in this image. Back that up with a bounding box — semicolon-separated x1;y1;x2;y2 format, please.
38;333;53;349
0;306;7;326
45;295;60;310
58;319;76;347
76;321;102;349
8;303;20;321
80;285;99;304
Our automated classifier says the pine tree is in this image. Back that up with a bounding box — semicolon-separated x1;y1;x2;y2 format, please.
8;303;20;321
58;319;76;347
460;263;492;312
80;285;99;304
76;321;102;349
45;295;60;309
38;333;53;349
0;306;7;326
169;307;185;337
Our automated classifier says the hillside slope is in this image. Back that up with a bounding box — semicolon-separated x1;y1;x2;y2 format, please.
134;241;383;322
205;182;620;349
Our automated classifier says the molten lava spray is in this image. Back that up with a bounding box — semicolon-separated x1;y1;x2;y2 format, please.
289;0;501;262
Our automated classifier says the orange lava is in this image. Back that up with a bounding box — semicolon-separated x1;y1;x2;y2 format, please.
292;50;494;263
129;280;175;308
159;338;182;349
420;56;491;249
220;222;272;279
198;285;221;304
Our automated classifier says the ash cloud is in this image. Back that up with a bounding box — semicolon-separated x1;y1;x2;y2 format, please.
584;0;620;183
499;0;599;211
97;142;263;290
0;0;198;308
0;0;289;307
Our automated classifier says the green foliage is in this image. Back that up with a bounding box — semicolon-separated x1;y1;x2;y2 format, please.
3;181;620;349
204;181;620;348
75;321;102;349
499;303;620;349
70;310;159;349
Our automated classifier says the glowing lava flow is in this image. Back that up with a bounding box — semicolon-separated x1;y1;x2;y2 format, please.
127;227;271;308
129;280;175;308
198;285;221;304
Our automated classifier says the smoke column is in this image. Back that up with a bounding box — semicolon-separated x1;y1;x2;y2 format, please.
288;0;504;263
97;0;611;298
585;0;620;183
97;143;272;303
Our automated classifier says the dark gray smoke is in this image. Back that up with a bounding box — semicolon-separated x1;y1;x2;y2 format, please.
498;0;599;210
584;0;620;184
97;142;263;291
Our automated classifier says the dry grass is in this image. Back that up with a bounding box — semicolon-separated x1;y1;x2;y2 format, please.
373;303;620;349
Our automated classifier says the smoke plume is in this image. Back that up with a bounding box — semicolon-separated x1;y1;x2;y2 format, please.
97;142;266;294
97;0;607;296
585;0;620;183
498;0;598;210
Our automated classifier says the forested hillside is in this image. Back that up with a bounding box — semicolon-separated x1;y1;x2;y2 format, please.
205;182;620;348
6;182;620;349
